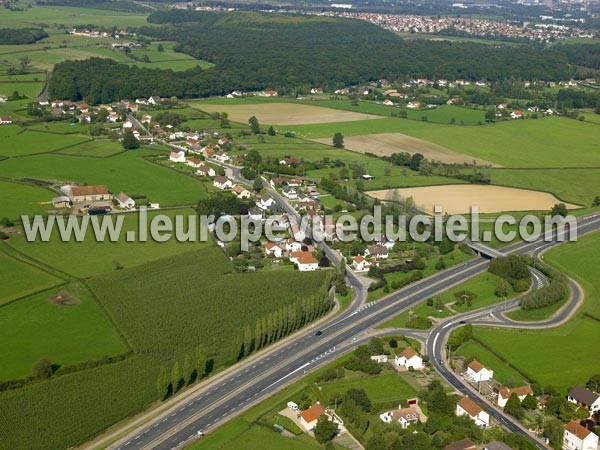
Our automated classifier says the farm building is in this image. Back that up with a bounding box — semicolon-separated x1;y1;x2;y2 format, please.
116;192;135;209
67;185;112;203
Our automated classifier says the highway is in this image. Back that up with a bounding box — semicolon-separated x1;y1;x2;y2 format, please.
102;155;600;450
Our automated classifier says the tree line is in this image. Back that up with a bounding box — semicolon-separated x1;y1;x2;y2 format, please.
0;28;48;45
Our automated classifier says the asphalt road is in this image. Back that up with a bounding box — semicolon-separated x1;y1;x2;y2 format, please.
107;159;600;450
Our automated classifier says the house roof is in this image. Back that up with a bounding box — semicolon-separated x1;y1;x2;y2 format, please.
353;255;365;263
443;438;476;450
367;245;388;255
299;403;326;424
116;192;131;203
232;185;247;194
467;359;490;374
399;348;418;359
71;185;109;197
565;421;593;440
457;397;483;417
187;158;202;165
498;385;532;399
214;176;228;184
484;442;512;450
265;242;279;250
569;386;599;406
390;407;418;422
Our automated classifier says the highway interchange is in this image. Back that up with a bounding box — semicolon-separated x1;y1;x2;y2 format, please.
102;158;600;450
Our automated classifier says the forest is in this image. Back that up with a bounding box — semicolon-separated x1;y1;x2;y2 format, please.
0;28;48;45
49;10;575;103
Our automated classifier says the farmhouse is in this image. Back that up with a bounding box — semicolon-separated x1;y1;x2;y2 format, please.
169;151;186;163
365;245;389;259
456;397;490;427
196;164;216;177
0;115;12;124
116;192;135;209
148;96;161;105
213;176;233;190
563;421;599;450
466;360;494;382
379;406;419;428
395;348;424;370
568;386;600;414
443;438;477;450
496;385;533;408
264;242;283;258
66;185;112;203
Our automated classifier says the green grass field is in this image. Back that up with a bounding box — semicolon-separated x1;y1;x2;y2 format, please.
0;281;128;380
8;208;205;278
0;249;62;305
54;139;126;158
320;372;417;404
466;231;600;392
0;179;56;220
0;148;209;205
0;125;91;157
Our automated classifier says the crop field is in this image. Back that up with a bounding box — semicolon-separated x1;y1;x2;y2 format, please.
8;208;205;278
0;126;90;157
0;148;209;205
0;179;56;220
0;249;62;305
191;101;382;125
466;231;600;392
0;282;128;380
368;184;581;214
312;132;500;166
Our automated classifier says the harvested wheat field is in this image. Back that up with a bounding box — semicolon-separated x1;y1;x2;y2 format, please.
312;132;501;167
368;184;580;214
194;102;381;125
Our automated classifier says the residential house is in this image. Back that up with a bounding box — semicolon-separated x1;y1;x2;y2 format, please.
51;100;64;108
563;421;599;450
466;360;494;382
379;406;419;428
365;245;389;259
214;151;230;163
123;120;134;129
310;87;324;94
352;255;372;272
213;176;232;190
395;348;424;370
497;103;509;109
383;99;394;106
456;397;490;427
169;151;186;163
247;207;263;221
148;95;161;105
261;90;278;97
186;158;204;169
196;164;216;177
568;386;600;414
257;194;275;211
0;95;7;103
79;114;91;123
289;251;319;272
141;114;152;124
282;185;298;200
299;403;328;431
68;185;112;203
370;355;388;363
443;438;477;450
0;115;13;125
497;385;533;408
264;242;283;258
290;223;306;242
279;157;300;166
135;98;148;105
232;185;252;199
108;111;120;123
510;110;523;119
407;101;421;109
285;238;303;253
116;192;135;209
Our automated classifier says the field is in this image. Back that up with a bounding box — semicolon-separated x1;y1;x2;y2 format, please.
464;231;600;392
319;372;417;404
0;249;62;305
368;184;581;214
8;208;205;278
0;179;56;220
53;139;126;158
191;101;382;125
312;132;500;166
0;282;128;380
0;125;90;157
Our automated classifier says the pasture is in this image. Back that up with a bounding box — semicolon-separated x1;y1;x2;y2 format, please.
0;249;61;305
368;184;581;214
0;126;90;157
0;179;56;220
312;132;499;166
191;101;382;125
0;282;128;380
319;372;417;404
54;139;126;158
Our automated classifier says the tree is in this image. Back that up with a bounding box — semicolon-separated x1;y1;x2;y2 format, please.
32;358;53;378
551;203;568;218
592;196;600;207
19;56;31;73
157;365;169;400
505;393;524;419
252;177;263;193
195;345;206;379
485;108;496;122
267;126;276;136
586;374;600;392
333;132;344;148
543;418;564;449
183;354;192;385
367;337;383;355
521;394;538;410
248;116;260;134
157;43;164;52
346;388;372;412
122;131;140;150
495;279;509;297
314;415;337;444
171;361;181;393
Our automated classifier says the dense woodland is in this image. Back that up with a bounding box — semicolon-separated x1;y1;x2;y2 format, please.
0;28;48;45
49;10;581;103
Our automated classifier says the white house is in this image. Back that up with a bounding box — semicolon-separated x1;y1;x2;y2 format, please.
510;110;523;119
232;185;252;199
289;251;319;272
169;151;186;163
123;119;134;129
299;402;336;432
247;207;263;221
456;397;490;427
568;386;600;414
285;238;303;253
148;95;161;105
264;242;283;258
0;115;13;125
365;245;389;259
352;255;372;272
379;406;419;428
186;158;204;169
466;360;494;382
141;114;152;124
213;176;232;190
564;421;599;450
0;95;7;103
115;192;135;209
497;385;533;408
370;355;388;363
282;185;298;200
257;194;275;210
383;99;394;106
310;87;324;94
395;348;423;370
196;164;216;177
